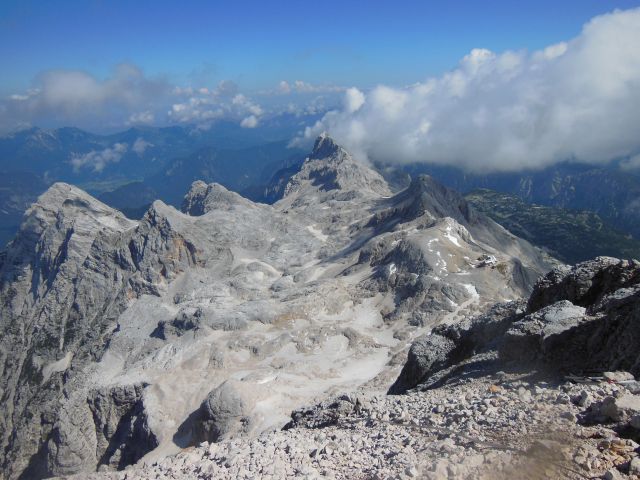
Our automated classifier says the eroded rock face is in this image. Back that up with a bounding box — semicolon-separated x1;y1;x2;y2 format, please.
527;257;640;312
390;301;526;393
393;257;640;393
0;136;552;479
501;258;640;375
19;384;157;479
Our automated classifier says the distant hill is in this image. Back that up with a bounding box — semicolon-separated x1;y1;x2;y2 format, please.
98;141;306;213
465;188;640;263
0;122;314;246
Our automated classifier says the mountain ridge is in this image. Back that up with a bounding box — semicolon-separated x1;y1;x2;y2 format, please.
0;135;553;478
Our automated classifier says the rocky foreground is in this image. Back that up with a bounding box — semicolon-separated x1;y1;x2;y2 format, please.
69;257;640;479
1;134;638;479
74;372;639;480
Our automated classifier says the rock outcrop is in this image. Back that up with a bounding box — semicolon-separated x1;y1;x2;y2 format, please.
392;257;640;394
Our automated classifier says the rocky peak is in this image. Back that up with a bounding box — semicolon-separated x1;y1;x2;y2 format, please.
181;180;255;216
0;182;135;288
400;175;478;225
282;134;391;199
309;132;344;161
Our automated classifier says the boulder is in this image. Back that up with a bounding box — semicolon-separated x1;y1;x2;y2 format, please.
192;380;257;443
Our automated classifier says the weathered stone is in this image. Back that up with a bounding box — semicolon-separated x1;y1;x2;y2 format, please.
192;380;258;444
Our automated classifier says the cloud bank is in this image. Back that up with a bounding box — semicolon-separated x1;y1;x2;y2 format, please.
300;8;640;172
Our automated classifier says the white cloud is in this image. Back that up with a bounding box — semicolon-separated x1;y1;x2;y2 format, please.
132;137;153;156
70;143;128;172
240;115;259;128
274;80;345;95
127;111;155;125
300;8;640;172
343;87;365;113
621;153;640;170
1;64;170;132
168;91;264;128
168;97;224;123
214;80;239;97
232;94;263;116
292;80;344;94
279;80;291;94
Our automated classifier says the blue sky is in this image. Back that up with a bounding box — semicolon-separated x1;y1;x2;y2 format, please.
2;0;639;92
1;0;640;138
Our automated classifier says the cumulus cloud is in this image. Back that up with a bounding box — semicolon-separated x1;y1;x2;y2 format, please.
127;111;155;125
240;115;259;128
300;8;640;172
0;66;255;132
343;87;365;113
70;143;128;172
279;81;292;94
168;97;224;123
275;80;345;95
232;94;263;116
132;137;153;156
168;90;264;128
2;64;170;132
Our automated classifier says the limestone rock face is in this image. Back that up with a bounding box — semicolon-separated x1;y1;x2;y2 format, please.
390;301;526;393
527;257;640;312
181;181;256;216
36;384;156;478
283;134;391;199
0;136;553;479
393;257;640;393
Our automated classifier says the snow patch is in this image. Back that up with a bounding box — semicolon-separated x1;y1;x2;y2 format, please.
306;225;328;242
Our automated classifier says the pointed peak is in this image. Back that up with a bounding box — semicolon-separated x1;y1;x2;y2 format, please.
283;137;391;199
407;174;441;194
310;133;345;160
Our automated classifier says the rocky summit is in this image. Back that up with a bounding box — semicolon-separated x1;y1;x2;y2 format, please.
1;135;638;480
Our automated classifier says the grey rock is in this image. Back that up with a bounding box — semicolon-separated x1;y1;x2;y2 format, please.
283;134;391;199
597;394;640;422
389;301;526;393
527;257;640;312
500;300;590;365
604;467;624;480
0;135;554;478
192;380;257;444
181;181;256;216
603;371;636;382
394;255;640;394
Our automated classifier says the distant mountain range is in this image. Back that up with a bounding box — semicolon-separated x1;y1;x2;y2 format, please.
98;141;305;212
0;121;310;185
1;124;640;266
396;161;640;240
0;122;312;246
465;189;640;264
